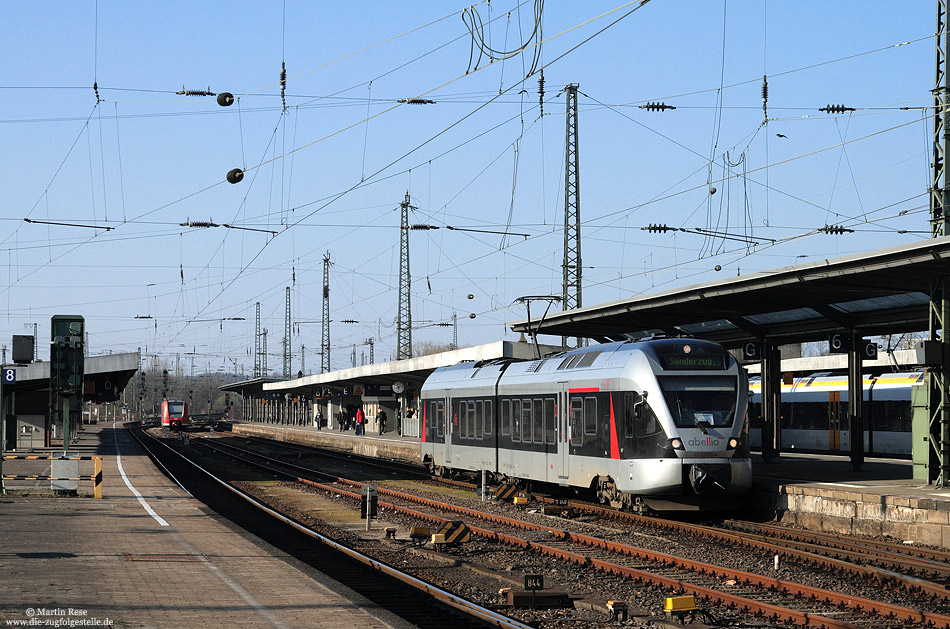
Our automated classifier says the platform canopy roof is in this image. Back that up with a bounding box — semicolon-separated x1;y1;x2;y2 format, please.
510;237;950;349
1;352;140;402
257;340;561;395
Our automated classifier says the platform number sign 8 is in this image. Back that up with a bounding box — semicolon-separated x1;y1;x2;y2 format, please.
2;368;15;384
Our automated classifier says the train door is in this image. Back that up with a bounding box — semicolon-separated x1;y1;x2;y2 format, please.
828;391;841;450
443;393;453;465
556;382;570;480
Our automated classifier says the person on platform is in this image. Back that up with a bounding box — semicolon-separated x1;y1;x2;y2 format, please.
316;410;323;430
355;407;365;435
378;409;387;434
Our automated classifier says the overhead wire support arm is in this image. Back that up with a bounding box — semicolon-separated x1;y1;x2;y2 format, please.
24;218;113;231
222;224;278;235
446;225;530;239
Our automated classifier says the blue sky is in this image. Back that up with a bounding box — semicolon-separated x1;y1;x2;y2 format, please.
0;1;937;374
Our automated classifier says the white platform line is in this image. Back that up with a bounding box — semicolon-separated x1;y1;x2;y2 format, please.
113;421;169;526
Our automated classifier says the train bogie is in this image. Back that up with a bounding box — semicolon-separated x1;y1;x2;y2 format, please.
421;339;752;510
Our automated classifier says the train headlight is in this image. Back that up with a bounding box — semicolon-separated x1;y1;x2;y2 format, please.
670;438;683;450
728;438;739;449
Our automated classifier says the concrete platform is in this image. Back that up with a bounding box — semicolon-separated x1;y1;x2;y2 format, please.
229;422;950;549
752;453;950;549
225;421;421;466
0;423;409;628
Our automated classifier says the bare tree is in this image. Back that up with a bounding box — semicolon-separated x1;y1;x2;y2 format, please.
412;340;457;357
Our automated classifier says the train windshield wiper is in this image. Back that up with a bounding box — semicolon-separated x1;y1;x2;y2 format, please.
697;420;711;434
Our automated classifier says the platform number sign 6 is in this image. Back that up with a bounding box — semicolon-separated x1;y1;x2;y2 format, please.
2;368;15;384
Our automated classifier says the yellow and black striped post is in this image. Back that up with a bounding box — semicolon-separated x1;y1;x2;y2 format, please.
93;456;102;499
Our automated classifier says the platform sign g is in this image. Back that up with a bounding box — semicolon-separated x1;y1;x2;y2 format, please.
2;368;15;384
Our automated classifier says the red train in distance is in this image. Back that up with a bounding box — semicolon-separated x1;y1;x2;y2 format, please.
161;399;189;427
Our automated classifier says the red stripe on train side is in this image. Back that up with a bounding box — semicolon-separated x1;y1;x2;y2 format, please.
568;387;600;393
609;393;620;460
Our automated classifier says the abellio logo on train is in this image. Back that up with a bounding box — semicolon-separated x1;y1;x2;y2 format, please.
688;436;721;447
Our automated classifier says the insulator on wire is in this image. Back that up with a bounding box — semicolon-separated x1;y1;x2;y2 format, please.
639;102;676;112
397;98;436;105
407;224;439;230
819;104;856;114
538;70;545;116
761;75;768;119
93;81;100;103
642;223;672;233
180;219;219;228
280;62;287;111
217;92;235;107
176;86;216;97
821;224;854;235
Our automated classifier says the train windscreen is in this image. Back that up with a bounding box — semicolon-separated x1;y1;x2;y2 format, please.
658;376;737;428
168;402;185;416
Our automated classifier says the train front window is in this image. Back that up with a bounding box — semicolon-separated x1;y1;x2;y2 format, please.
168;402;185;416
658;376;737;428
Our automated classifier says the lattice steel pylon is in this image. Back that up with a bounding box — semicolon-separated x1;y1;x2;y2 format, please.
254;302;262;378
929;0;950;487
562;84;583;348
322;252;331;374
261;329;268;375
397;192;414;360
283;286;292;378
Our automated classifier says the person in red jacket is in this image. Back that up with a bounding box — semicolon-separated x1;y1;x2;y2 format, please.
355;407;365;435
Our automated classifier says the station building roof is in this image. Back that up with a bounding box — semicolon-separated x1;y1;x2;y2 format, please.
509;237;950;349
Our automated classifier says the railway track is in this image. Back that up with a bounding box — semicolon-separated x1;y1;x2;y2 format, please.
191;432;950;628
234;429;950;604
131;427;531;629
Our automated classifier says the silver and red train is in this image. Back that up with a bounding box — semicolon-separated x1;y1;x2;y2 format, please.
420;338;752;511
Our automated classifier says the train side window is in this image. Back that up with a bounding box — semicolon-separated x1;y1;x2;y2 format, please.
569;397;584;446
470;401;478;439
426;402;435;440
533;398;543;443
484;400;493;435
511;399;522;442
475;400;484;439
501;399;511;436
522;399;533;443
584;396;598;435
436;401;444;438
459;402;468;439
544;397;556;444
